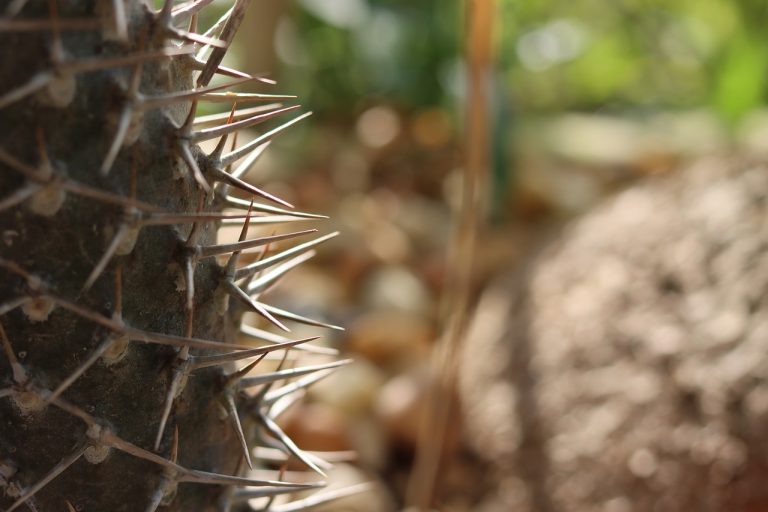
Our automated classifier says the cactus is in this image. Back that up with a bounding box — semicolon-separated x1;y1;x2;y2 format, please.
0;1;365;511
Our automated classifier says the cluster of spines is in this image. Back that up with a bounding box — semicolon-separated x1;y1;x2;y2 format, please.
0;1;369;511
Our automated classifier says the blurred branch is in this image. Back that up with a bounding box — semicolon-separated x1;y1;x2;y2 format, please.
405;0;494;509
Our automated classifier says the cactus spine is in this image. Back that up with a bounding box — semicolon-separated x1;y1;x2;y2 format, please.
0;1;361;511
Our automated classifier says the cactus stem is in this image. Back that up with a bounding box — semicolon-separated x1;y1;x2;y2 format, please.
82;224;129;292
226;282;290;332
50;396;97;426
184;193;206;244
0;321;27;384
239;360;351;391
5;445;88;512
98;429;303;488
0;258;37;286
190;105;301;144
100;56;143;176
218;111;311;168
101;38;146;172
60;178;160;211
190;336;321;370
0;72;53;110
144;428;180;512
42;335;122;406
181;196;205;312
48;295;252;351
234;232;338;281
128;325;249;350
153;363;189;451
0;46;195;110
65;46;196;74
112;265;123;318
0;146;158;212
0;17;101;32
177;141;212;192
1;3;342;508
257;412;327;477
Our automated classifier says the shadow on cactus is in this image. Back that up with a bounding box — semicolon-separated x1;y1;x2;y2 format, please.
0;1;368;511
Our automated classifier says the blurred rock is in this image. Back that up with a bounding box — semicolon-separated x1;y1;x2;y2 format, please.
356;106;401;149
269;265;345;315
346;415;388;471
738;109;768;157
375;370;425;447
362;265;432;316
280;402;352;453
347;310;433;367
310;464;395;512
461;157;768;512
311;358;387;416
410;108;453;149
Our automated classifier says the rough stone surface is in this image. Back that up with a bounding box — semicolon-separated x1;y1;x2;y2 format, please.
461;157;768;512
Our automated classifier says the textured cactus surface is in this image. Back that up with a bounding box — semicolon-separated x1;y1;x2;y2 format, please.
0;2;358;511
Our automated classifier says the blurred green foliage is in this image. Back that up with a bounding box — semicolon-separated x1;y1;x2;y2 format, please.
276;0;460;116
276;0;768;123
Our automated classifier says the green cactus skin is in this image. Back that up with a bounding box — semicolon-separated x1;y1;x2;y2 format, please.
0;2;362;511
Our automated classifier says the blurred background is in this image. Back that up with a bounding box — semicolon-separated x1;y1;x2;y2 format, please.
194;0;768;510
